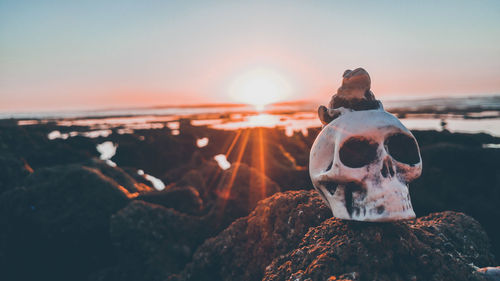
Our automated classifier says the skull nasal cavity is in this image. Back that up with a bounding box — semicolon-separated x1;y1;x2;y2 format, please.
339;137;378;168
385;133;420;165
381;157;395;178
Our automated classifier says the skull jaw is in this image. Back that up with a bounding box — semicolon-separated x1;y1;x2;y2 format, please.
328;201;416;222
353;208;416;222
319;181;416;222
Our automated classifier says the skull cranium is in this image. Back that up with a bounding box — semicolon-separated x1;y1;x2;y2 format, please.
309;107;422;221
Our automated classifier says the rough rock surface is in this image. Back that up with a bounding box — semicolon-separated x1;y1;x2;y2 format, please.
111;129;196;177
225;136;310;190
192;128;312;191
174;190;331;281
84;158;154;194
0;164;131;281
0;154;32;194
411;141;500;259
211;162;282;229
103;200;205;281
0;124;98;169
137;186;204;215
263;211;495;281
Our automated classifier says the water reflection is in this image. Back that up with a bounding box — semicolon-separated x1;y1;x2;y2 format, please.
137;169;165;191
212;113;319;137
197;137;209;148
214;154;231;170
96;141;117;167
25;108;500;140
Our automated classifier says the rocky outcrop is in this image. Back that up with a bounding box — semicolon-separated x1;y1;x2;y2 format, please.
137;186;204;215
173;190;496;281
111;129;196;177
84;158;154;193
0;154;32;194
174;190;331;281
411;141;500;260
102;201;205;281
264;211;495;281
1;120;498;281
211;162;282;229
0;164;131;281
0;124;97;169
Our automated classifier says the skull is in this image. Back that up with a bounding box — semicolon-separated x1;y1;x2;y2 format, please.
309;107;422;221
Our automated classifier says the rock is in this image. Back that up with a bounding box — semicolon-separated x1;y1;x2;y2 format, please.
174;159;283;228
122;166;157;186
137;186;203;215
411;143;500;260
106;201;205;281
178;169;209;194
263;211;495;281
84;158;154;194
0;125;97;169
0;164;131;281
211;162;281;229
175;159;221;200
276;132;310;167
222;129;310;190
111;128;196;177
411;130;499;149
175;190;331;281
180;127;312;191
0;154;32;194
162;150;207;186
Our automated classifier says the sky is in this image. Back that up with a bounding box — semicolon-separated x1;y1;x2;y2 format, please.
1;0;499;112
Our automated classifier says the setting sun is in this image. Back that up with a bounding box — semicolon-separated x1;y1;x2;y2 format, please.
228;68;292;110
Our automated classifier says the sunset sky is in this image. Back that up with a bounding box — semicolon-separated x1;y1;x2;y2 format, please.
1;0;499;112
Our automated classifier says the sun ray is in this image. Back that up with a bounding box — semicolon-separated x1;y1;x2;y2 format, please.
215;129;251;224
222;129;250;199
206;130;243;195
225;129;242;158
257;128;266;199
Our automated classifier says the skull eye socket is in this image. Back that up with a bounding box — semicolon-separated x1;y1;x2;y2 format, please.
385;133;420;165
339;137;378;168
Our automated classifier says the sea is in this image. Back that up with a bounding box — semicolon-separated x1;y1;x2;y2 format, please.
4;95;500;138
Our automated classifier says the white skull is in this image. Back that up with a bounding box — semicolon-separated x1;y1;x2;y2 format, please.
309;107;422;221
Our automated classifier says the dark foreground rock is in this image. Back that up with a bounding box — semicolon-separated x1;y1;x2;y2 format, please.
0;154;32;194
173;190;495;281
0;164;131;281
411;143;500;260
111;128;197;177
84;158;154;194
174;190;331;281
264;211;495;281
170;160;283;231
137;186;204;215
0;124;98;169
96;201;205;281
211;162;282;229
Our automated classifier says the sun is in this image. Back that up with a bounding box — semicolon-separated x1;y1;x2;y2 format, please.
228;68;292;110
